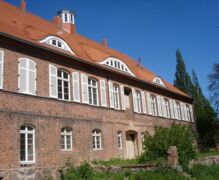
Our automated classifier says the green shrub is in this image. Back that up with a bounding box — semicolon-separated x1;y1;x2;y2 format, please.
139;123;196;168
61;161;93;180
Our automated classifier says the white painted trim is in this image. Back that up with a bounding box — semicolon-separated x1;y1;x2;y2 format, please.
39;36;75;54
99;57;135;76
0;51;4;89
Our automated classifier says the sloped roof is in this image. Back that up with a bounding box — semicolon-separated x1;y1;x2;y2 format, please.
0;0;189;98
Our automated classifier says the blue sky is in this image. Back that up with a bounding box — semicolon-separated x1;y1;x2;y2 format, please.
7;0;219;97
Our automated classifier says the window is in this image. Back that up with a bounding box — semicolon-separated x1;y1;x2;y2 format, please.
61;128;72;151
150;95;158;116
39;36;74;54
117;131;122;149
57;69;70;100
18;58;36;95
100;57;135;76
20;125;35;164
113;84;120;109
152;77;166;87
164;98;171;118
176;102;182;120
92;129;102;150
136;91;142;113
186;105;192;121
88;78;98;105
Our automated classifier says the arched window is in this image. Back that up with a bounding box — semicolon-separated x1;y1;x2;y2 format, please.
176;102;182;120
186;105;191;121
113;84;120;109
99;57;135;76
164;98;171;118
150;95;158;116
39;36;74;54
117;131;122;149
20;125;35;164
61;127;72;151
88;78;98;106
152;77;166;87
58;69;70;100
136;91;142;113
18;58;36;95
92;129;102;150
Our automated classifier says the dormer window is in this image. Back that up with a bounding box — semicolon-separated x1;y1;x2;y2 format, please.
100;57;135;76
39;36;75;54
57;10;75;24
152;77;166;87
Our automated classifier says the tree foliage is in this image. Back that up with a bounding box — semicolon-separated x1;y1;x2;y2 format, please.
139;123;196;168
208;63;219;115
174;50;217;150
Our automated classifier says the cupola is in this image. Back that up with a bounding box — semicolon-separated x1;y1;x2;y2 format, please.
56;10;76;34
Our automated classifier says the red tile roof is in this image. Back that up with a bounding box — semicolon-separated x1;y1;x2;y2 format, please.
0;0;189;98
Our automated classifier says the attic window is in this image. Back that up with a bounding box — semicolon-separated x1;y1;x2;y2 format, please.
39;36;75;54
152;77;166;87
100;57;135;76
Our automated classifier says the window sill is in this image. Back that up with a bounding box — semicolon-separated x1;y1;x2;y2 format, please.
20;161;35;167
61;149;72;152
93;148;103;151
19;91;36;96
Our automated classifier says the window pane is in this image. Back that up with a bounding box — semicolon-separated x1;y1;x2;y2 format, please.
20;133;26;161
29;71;35;93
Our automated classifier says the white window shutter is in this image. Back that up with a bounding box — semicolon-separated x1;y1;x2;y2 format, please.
120;85;125;110
132;88;137;113
72;72;80;102
19;59;27;93
161;97;167;117
0;51;4;89
157;96;163;116
169;99;175;119
100;80;107;107
49;64;57;98
81;74;89;104
28;61;36;94
108;81;114;108
180;102;185;120
96;82;99;106
190;105;194;122
146;92;152;115
183;103;187;121
174;101;179;120
141;91;147;114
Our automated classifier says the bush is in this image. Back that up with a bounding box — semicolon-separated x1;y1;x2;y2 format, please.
61;161;93;180
139;123;196;168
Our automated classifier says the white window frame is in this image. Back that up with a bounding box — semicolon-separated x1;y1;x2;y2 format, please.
18;58;36;95
92;129;102;150
186;105;191;121
117;131;123;149
61;128;73;151
152;77;166;87
57;69;70;101
20;125;35;164
0;50;4;89
150;94;158;116
141;132;145;150
88;78;99;106
39;36;75;54
164;98;171;118
136;91;142;113
113;84;120;110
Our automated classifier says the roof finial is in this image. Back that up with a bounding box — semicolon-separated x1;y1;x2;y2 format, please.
20;0;26;12
101;38;107;49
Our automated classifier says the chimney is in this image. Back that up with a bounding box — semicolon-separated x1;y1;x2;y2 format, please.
57;10;76;34
20;0;26;12
53;16;62;28
101;38;108;49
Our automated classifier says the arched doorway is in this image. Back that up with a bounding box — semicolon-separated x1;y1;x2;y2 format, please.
125;130;138;159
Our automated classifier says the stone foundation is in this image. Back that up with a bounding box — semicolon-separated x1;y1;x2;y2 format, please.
0;167;60;180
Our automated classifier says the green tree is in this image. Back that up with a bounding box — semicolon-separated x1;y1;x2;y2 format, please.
174;49;193;96
208;63;219;115
192;70;217;149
